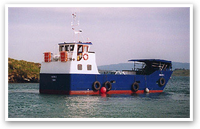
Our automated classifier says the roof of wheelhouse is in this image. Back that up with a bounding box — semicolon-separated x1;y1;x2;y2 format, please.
128;59;172;64
58;42;92;45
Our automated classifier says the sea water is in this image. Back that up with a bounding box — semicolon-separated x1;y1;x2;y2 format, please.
8;76;190;118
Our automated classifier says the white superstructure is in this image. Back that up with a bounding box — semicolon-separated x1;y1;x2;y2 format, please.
40;42;99;74
40;13;99;74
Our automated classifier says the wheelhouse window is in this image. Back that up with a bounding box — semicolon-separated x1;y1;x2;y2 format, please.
59;45;75;52
83;45;88;52
77;45;83;61
59;45;64;52
78;45;83;53
65;45;69;51
77;64;82;70
87;64;92;70
70;45;74;51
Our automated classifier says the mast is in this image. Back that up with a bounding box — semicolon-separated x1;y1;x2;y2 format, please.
71;12;84;42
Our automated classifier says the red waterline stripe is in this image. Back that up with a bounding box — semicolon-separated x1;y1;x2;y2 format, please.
40;89;163;95
39;89;70;95
71;90;163;95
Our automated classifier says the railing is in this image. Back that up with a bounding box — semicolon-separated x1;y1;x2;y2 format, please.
44;51;75;62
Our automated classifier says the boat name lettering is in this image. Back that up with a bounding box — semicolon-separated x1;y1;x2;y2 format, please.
159;74;164;76
51;76;57;78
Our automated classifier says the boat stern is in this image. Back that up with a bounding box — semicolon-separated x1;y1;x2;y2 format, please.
39;73;71;94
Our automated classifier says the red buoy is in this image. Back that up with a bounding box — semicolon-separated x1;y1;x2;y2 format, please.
100;87;107;94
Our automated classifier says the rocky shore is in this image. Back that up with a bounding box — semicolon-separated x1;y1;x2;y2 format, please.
8;58;189;83
8;58;41;83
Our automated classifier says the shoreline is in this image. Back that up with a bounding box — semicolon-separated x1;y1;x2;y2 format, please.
8;58;189;83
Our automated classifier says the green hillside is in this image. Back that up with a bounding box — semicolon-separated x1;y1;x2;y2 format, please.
172;69;190;76
8;58;189;83
8;58;41;83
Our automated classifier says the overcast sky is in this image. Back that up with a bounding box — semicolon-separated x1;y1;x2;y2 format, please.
8;6;190;66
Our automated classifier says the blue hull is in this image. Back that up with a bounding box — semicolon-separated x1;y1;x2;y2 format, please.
39;70;173;95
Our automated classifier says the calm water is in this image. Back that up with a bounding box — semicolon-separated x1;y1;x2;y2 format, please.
8;76;190;118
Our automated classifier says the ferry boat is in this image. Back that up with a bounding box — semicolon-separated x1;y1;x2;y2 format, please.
39;13;173;95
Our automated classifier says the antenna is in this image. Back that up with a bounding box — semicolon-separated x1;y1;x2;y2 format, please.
71;12;84;42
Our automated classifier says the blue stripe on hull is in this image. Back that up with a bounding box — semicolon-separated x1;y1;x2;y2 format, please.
39;71;172;95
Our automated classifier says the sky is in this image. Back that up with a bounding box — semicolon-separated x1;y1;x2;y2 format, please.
8;6;191;66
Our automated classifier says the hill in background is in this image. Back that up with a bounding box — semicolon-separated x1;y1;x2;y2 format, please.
8;58;190;83
8;58;41;83
172;69;190;76
98;62;189;71
98;62;190;76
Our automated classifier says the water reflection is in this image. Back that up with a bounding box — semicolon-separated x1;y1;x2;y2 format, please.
63;95;102;118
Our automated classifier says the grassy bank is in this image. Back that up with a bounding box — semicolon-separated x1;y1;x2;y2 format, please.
172;69;190;76
8;58;41;83
8;58;189;83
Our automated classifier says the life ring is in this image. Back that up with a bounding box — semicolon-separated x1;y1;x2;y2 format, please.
159;77;165;86
104;81;112;91
132;82;139;92
92;81;101;91
83;53;89;60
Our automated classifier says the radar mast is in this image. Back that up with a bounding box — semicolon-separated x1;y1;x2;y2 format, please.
71;13;84;42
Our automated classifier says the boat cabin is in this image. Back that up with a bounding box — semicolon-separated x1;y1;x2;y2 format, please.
58;42;92;62
128;59;172;75
41;41;99;74
44;41;93;62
